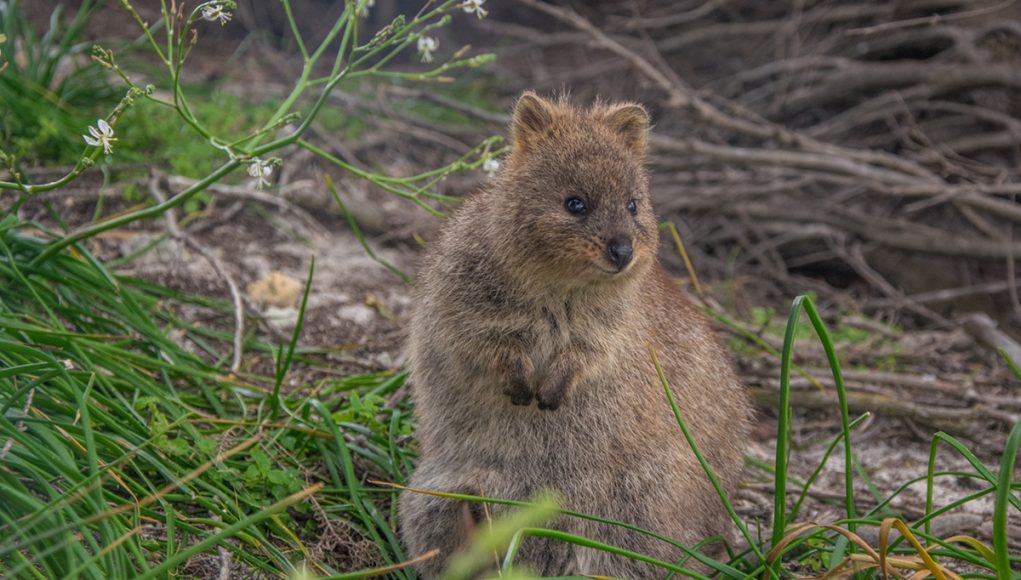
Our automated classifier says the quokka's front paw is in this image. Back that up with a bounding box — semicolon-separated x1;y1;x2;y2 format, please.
536;370;573;411
536;394;561;411
503;357;535;406
504;385;534;405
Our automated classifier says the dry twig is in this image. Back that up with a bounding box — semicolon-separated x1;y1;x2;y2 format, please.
148;175;246;374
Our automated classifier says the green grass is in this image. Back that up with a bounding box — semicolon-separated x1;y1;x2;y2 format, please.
0;0;117;165
0;217;417;578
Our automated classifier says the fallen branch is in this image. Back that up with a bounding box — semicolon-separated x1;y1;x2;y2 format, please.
148;175;245;374
961;313;1021;368
750;386;1019;434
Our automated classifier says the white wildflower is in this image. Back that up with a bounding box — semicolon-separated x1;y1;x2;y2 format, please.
82;119;117;155
247;158;273;189
62;359;74;370
462;0;488;19
201;4;232;25
417;36;438;63
357;0;376;17
483;157;500;177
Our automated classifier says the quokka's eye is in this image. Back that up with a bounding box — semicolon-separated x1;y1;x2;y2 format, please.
565;197;587;215
627;199;637;215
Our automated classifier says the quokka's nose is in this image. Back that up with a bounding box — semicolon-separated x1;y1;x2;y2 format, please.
607;238;633;270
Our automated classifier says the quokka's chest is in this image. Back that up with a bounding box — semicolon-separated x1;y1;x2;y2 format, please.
519;305;571;372
518;302;622;373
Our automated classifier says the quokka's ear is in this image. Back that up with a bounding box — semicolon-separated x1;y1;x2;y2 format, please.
601;103;649;157
511;91;555;155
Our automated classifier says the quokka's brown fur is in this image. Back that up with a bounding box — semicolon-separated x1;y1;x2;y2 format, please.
399;92;753;578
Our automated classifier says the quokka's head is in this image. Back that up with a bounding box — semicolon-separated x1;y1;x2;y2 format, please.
494;91;659;285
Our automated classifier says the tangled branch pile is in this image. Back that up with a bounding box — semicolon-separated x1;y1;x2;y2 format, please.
494;0;1021;332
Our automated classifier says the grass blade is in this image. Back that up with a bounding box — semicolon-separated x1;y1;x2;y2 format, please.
994;418;1021;578
649;347;776;578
